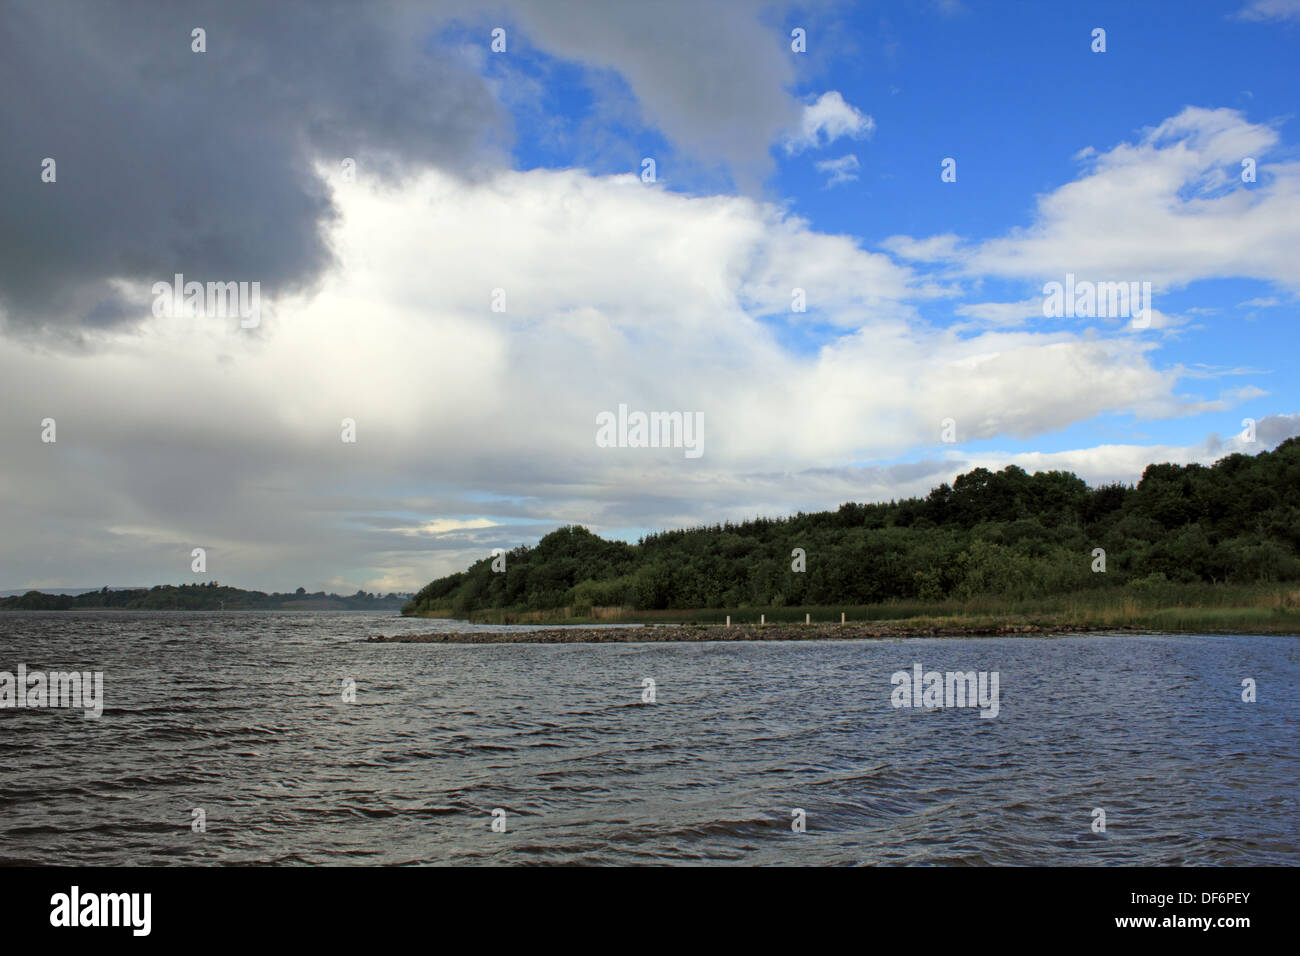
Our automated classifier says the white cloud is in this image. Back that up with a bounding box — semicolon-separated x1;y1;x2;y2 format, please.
786;91;876;154
892;108;1300;295
815;154;861;186
0;164;1212;591
955;299;1188;333
1234;0;1300;21
881;233;964;262
954;299;1044;327
404;518;501;537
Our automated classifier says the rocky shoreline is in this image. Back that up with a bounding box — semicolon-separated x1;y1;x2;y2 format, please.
366;621;1132;644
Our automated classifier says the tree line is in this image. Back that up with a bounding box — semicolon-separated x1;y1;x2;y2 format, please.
404;437;1300;616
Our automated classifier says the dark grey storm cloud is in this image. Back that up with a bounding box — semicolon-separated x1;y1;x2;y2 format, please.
0;0;509;333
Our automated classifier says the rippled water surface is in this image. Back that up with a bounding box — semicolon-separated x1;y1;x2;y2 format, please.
1;611;1296;865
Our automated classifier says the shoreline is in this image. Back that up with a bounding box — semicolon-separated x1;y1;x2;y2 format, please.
367;621;1147;644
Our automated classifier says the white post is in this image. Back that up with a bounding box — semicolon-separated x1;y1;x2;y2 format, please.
841;612;845;624
760;613;765;625
726;615;731;627
805;613;810;625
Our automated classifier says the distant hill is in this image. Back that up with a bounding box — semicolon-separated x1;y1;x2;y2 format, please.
0;583;410;611
404;437;1300;616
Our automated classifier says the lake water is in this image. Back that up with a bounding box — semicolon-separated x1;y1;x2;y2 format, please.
1;611;1296;865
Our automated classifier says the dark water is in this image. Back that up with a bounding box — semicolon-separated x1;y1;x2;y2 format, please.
0;611;1296;865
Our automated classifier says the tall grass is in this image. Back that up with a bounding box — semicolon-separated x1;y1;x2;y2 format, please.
447;584;1300;633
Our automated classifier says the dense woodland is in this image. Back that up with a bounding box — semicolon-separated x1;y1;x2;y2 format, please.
404;438;1300;616
0;583;408;611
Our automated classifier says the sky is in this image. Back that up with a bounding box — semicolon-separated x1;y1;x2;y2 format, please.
1;0;1297;594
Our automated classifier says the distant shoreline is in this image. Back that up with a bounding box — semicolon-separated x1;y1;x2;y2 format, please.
367;621;1147;643
0;584;409;612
